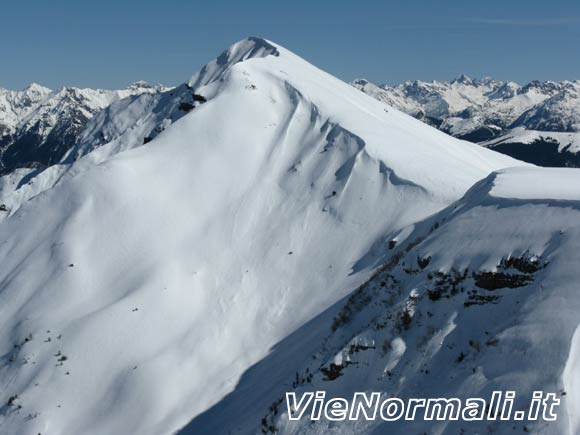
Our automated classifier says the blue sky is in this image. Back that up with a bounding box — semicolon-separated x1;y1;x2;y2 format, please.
1;0;579;89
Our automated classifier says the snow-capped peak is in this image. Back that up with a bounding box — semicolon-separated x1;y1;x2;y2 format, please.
451;73;475;85
0;37;529;435
188;36;279;89
126;80;166;92
21;82;52;95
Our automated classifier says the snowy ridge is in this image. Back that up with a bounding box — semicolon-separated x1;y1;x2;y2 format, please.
63;83;200;163
188;36;280;89
196;167;580;435
0;37;528;435
64;37;280;164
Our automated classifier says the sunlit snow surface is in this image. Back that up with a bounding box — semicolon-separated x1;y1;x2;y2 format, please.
1;38;576;435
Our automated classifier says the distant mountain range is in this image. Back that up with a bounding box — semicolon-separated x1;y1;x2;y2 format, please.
1;73;578;176
0;81;168;174
353;76;580;167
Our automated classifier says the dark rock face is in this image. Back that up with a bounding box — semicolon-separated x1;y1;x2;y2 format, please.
0;109;90;174
489;139;580;167
454;127;504;143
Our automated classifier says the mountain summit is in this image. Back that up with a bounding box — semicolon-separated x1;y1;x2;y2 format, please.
1;38;577;435
0;37;524;435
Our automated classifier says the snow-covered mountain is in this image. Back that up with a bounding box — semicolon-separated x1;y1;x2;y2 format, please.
0;37;577;435
353;77;580;167
0;81;167;174
206;166;580;435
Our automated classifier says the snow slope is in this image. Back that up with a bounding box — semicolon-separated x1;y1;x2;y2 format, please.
200;166;580;435
0;37;525;435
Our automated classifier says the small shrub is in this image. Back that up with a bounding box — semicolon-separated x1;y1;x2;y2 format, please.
499;256;543;274
464;293;501;307
178;102;195;112
382;339;391;354
399;308;412;330
485;337;499;347
428;289;443;301
473;272;532;290
468;340;481;352
349;344;375;354
320;362;351;381
6;395;18;406
192;94;207;102
417;255;432;270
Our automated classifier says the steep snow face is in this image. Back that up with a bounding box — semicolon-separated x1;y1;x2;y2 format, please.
218;166;580;435
63;37;279;165
353;77;580;167
0;38;525;435
64;83;197;163
0;82;167;174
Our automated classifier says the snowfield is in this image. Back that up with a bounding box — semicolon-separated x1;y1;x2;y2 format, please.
189;167;580;435
489;166;580;201
0;37;577;435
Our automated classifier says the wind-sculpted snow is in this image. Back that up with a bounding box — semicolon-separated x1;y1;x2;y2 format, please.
186;167;580;435
0;38;528;435
488;166;580;201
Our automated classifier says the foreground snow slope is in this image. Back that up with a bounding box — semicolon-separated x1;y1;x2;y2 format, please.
0;38;524;435
190;167;580;435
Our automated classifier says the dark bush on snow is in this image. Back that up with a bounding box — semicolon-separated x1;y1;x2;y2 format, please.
320;362;351;381
192;94;207;103
473;271;533;290
178;102;195;112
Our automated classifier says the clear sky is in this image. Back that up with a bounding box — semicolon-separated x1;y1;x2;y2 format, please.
2;0;579;90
